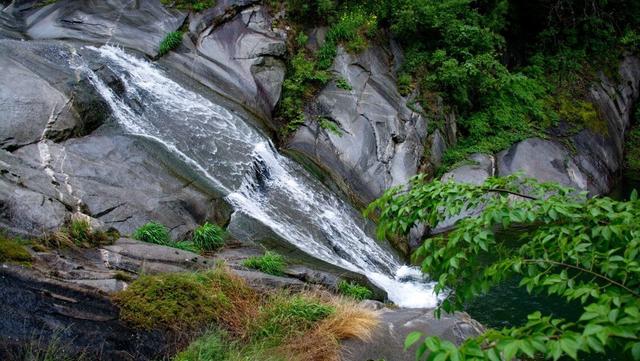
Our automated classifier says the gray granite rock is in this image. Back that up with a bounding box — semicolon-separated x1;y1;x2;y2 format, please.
341;308;483;361
16;0;185;57
288;45;427;205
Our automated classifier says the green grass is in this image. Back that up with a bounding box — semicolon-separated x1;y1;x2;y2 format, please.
132;221;170;245
40;219;119;249
253;293;335;343
113;268;255;332
0;232;32;265
319;117;343;136
160;0;215;12
337;280;373;301
191;222;225;252
158;31;183;56
242;251;286;276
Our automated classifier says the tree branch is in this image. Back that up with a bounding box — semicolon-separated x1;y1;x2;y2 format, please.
522;259;639;297
483;188;538;200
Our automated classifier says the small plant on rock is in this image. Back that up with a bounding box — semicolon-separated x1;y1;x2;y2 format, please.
0;232;32;265
337;280;374;301
191;222;226;252
243;251;286;276
158;31;183;56
133;221;170;245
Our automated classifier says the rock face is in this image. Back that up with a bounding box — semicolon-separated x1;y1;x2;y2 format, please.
165;0;286;125
341;307;483;361
12;0;186;56
288;45;428;205
0;265;168;361
445;56;640;194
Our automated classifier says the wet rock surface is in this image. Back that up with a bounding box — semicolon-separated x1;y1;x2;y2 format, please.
288;44;428;205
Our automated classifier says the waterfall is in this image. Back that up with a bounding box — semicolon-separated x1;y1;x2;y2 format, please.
77;45;439;308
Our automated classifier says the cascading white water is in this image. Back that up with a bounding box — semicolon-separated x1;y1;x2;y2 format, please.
77;45;439;308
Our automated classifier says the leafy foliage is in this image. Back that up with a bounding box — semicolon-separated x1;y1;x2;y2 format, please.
368;175;640;360
160;0;215;12
191;222;226;252
158;31;183;56
243;251;287;276
133;221;171;245
337;280;374;301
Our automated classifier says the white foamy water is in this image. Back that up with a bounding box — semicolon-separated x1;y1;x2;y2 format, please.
77;45;439;308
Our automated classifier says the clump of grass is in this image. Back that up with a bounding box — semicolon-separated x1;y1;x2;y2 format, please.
253;293;335;343
191;222;226;252
319;117;343;136
40;219;118;249
158;31;183;56
335;77;352;91
0;232;32;265
114;271;134;282
133;221;170;245
160;0;215;12
113;266;258;335
243;251;286;276
337;280;374;301
170;284;379;361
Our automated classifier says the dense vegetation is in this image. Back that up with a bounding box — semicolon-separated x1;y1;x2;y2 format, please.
243;251;287;276
278;0;639;170
114;266;378;361
367;175;640;360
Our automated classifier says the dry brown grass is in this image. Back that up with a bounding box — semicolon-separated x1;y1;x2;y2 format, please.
278;296;380;361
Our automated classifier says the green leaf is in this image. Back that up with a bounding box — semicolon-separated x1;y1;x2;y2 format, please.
405;331;422;351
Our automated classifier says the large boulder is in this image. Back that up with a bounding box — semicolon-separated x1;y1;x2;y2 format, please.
164;2;286;126
5;134;229;238
341;307;483;361
288;45;428;205
5;0;186;56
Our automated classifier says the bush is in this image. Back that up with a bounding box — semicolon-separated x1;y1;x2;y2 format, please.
191;222;225;252
337;280;373;301
0;233;32;265
242;251;286;276
158;31;183;56
132;221;170;245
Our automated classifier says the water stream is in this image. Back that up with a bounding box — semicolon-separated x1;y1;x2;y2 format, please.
76;45;439;308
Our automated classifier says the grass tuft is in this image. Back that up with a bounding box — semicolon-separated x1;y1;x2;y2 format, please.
41;219;119;249
191;222;225;252
133;221;170;245
0;232;32;265
158;31;183;56
242;251;286;276
337;280;374;301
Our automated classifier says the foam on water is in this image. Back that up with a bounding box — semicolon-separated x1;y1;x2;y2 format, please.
77;45;440;308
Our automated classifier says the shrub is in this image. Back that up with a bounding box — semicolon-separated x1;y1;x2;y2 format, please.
132;221;170;245
158;31;183;56
242;251;286;276
191;222;225;252
0;233;32;265
337;280;373;301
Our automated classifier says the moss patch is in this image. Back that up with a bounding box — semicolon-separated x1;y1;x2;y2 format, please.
113;267;257;334
0;233;32;265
